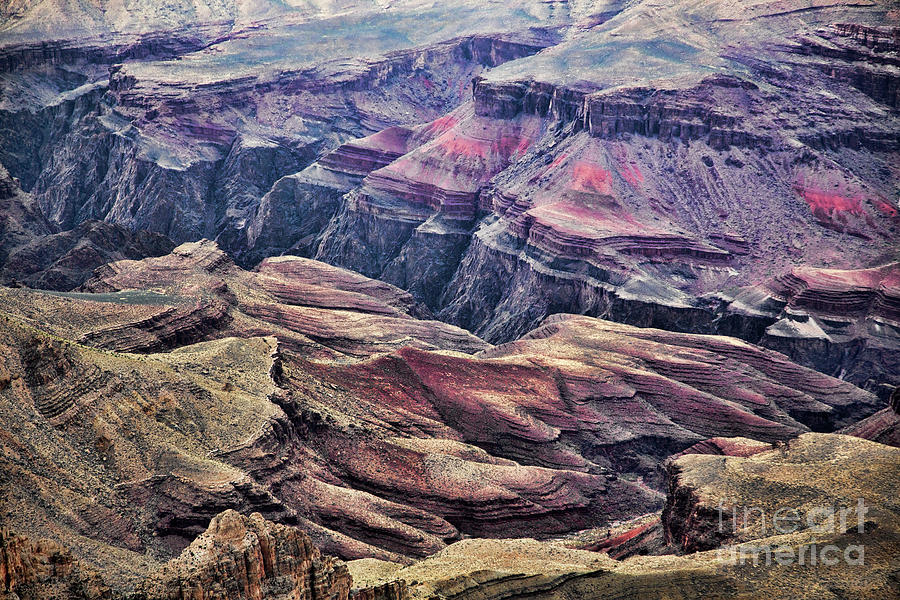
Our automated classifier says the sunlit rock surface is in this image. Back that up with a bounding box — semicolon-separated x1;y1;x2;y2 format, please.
349;433;900;600
0;242;882;585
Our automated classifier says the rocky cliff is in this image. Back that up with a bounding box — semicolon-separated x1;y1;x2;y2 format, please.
841;386;900;447
0;162;175;290
0;242;883;576
348;433;900;599
138;510;351;600
1;510;357;600
0;3;564;252
0;528;111;600
270;1;897;394
3;1;897;394
1;2;898;598
717;262;900;394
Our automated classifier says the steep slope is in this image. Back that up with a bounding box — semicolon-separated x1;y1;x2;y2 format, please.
137;510;352;600
0;241;883;577
842;386;900;447
0;0;575;250
718;262;900;392
0;162;175;290
283;0;899;391
349;433;900;600
1;510;355;600
5;1;895;394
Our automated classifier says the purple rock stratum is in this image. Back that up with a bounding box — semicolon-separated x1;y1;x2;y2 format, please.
0;1;898;599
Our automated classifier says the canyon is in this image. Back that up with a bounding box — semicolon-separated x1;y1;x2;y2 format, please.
1;0;898;598
1;242;897;598
2;1;896;395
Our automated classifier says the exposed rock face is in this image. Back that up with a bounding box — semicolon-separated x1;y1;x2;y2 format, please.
0;3;563;255
841;386;900;447
0;528;111;600
350;580;409;600
1;241;882;578
2;219;175;290
78;240;487;357
3;1;897;397
0;162;53;277
662;433;900;555
352;433;900;599
669;437;772;461
0;162;175;290
572;514;669;560
1;3;897;599
1;511;354;600
138;510;351;600
718;262;900;393
279;1;898;393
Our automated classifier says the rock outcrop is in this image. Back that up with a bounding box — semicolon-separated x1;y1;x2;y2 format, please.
351;433;900;599
0;240;880;583
1;510;356;600
0;528;111;600
0;162;175;290
0;242;883;574
719;262;900;392
289;1;900;395
841;386;900;447
662;433;899;554
3;1;897;396
0;3;563;254
138;510;351;600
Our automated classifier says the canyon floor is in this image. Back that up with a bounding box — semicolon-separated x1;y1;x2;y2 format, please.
1;1;898;599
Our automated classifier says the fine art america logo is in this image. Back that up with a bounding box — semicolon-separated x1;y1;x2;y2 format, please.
716;498;869;567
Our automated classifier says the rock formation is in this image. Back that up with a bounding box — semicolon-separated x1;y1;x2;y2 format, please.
841;386;900;447
0;242;882;578
718;262;900;393
138;510;351;600
269;1;900;393
0;162;175;290
0;528;111;600
1;2;898;599
348;433;900;599
1;1;897;394
1;510;357;600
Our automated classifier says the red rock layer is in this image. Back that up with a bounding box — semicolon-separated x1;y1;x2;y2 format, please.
356;103;542;221
669;437;772;460
841;387;900;448
1;242;881;571
768;262;900;322
78;240;487;358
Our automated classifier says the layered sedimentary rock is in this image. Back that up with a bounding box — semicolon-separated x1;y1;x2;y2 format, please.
243;123;433;266
138;510;351;600
0;1;565;255
662;433;900;554
719;262;900;392
3;1;896;397
286;0;900;395
351;433;900;599
0;242;882;576
669;436;772;460
0;528;111;600
77;240;487;357
0;162;175;290
1;510;355;600
842;387;900;447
